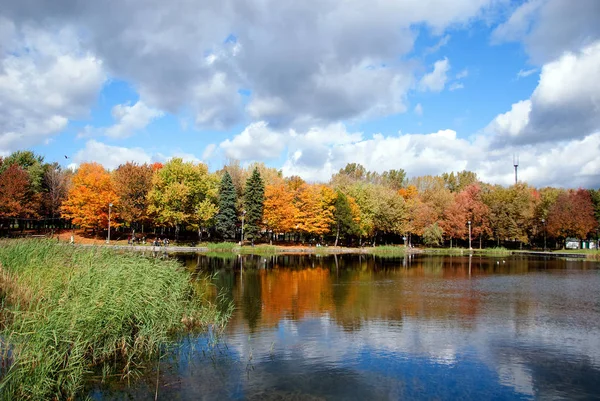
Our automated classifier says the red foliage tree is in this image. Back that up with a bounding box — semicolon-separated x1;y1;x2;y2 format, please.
547;189;597;242
0;164;40;219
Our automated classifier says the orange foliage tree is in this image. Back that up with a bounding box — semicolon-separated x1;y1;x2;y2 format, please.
61;163;118;232
263;183;298;234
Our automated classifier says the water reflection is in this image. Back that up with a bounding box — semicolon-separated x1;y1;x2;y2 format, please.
94;254;600;400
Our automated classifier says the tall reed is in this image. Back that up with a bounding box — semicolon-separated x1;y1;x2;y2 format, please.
0;240;230;400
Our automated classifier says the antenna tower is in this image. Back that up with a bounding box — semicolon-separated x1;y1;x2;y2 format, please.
513;154;519;185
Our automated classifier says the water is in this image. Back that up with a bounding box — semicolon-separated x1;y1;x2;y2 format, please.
92;254;600;400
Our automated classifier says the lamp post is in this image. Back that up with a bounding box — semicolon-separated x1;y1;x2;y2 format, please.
467;220;472;250
241;210;246;246
541;218;547;252
107;203;113;244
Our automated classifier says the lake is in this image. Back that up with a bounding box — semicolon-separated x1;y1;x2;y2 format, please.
92;253;600;400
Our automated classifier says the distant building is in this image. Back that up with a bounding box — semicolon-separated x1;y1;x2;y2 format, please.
566;238;598;249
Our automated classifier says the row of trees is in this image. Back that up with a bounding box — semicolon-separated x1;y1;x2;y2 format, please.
1;151;599;247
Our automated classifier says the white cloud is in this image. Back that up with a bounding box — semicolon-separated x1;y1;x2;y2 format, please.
0;25;105;153
219;121;287;161
202;144;217;160
275;122;600;188
424;34;451;54
104;101;163;139
487;100;532;138
449;82;464;91
414;103;423;116
488;40;600;145
456;69;469;79
73;140;152;170
492;0;600;63
516;68;537;78
1;0;503;131
419;58;450;92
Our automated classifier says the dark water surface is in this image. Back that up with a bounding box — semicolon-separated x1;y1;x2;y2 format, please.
93;254;600;400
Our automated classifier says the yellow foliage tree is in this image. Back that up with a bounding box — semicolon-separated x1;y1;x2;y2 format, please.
295;184;336;236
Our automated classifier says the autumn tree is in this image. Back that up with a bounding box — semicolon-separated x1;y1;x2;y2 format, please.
147;158;217;238
61;163;117;232
547;189;597;245
370;185;407;244
442;170;478;193
264;183;298;237
112;162;153;230
482;183;536;246
295;184;336;238
458;184;491;247
0;164;40;219
41;163;71;219
244;168;265;241
215;171;238;240
0;150;45;193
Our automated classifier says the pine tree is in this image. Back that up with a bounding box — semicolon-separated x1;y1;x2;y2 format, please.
216;171;238;240
244;168;265;241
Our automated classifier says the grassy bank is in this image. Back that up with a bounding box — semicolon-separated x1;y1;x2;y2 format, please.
0;240;230;400
421;247;512;256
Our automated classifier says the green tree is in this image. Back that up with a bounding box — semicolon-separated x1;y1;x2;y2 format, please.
442;170;478;193
147;158;216;238
243;168;265;241
332;191;360;246
423;222;444;246
0;150;45;193
216;171;238;240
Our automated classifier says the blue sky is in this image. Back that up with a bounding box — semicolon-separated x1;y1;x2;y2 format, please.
1;0;599;187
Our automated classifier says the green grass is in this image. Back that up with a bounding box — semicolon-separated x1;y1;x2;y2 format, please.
0;239;231;400
205;242;237;251
237;244;279;255
421;247;512;256
363;245;407;256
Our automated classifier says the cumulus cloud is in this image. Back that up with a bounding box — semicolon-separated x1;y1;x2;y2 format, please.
73;140;152;170
419;58;450;92
220;121;286;160
1;0;501;133
277;123;600;188
449;82;464;91
0;24;105;153
488;40;600;146
77;101;163;139
492;0;600;64
104;101;163;138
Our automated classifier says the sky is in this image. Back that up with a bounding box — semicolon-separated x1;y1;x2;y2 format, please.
0;0;599;188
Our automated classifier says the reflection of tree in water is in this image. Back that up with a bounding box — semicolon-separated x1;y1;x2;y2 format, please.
242;270;263;331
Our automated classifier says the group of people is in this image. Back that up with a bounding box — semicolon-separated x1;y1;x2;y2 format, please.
126;235;169;247
152;237;169;247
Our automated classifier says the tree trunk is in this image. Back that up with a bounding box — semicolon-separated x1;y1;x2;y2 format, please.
479;234;482;249
198;228;202;242
335;222;340;247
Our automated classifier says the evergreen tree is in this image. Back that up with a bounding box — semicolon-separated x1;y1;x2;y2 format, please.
333;191;359;246
216;171;238;240
244;168;265;241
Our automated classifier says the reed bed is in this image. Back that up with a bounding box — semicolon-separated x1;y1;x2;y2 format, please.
0;239;230;400
363;245;407;256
